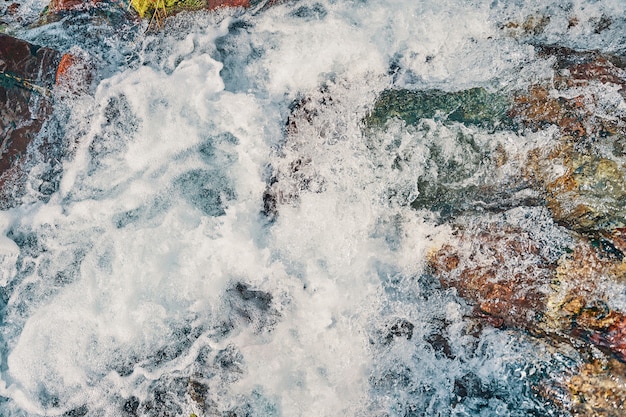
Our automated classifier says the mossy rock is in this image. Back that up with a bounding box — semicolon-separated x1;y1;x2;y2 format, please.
130;0;207;18
365;87;513;130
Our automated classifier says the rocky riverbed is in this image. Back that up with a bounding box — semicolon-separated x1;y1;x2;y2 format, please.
2;1;626;416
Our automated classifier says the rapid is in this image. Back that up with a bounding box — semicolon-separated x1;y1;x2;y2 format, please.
1;0;625;415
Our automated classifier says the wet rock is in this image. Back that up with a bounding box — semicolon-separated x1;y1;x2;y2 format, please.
424;331;454;359
386;318;414;342
175;168;235;217
226;282;279;332
540;358;626;417
187;378;209;408
0;34;91;207
502;14;550;38
453;372;489;400
366;46;626;234
373;318;415;346
362;39;626;417
512;49;626;239
525;144;626;234
7;3;20;15
214;344;244;376
0;34;60;196
566;359;626;416
130;0;252;20
365;87;512;131
511;46;626;139
510;85;588;137
262;90;332;218
429;223;626;361
122;396;140;416
428;224;551;332
54;50;94;95
428;223;626;414
367;48;626;142
536;45;626;77
47;0;102;13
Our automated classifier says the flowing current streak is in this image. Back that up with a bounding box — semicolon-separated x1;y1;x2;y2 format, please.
0;0;625;415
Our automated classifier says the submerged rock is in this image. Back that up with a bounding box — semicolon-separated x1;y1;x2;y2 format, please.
517;49;626;236
526;144;626;235
262;89;334;218
364;87;512;131
264;40;626;414
429;223;626;359
428;221;626;416
428;224;551;331
541;358;626;417
366;46;626;235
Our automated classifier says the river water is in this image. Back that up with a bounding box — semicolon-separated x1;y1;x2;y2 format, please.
1;0;625;416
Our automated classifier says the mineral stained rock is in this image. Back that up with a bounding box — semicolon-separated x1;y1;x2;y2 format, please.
367;48;626;141
428;223;626;416
540;358;626;417
366;46;626;236
428;225;551;331
525;144;626;235
428;224;626;361
413;46;626;416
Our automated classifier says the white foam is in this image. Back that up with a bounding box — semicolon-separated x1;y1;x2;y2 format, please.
2;0;626;415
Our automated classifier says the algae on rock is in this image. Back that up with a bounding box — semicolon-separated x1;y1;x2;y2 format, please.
364;87;513;130
131;0;206;19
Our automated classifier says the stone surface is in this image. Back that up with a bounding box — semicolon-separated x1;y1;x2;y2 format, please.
130;0;254;19
428;223;626;416
47;0;102;13
365;47;626;237
0;34;61;195
365;87;512;130
265;39;626;414
525;144;626;234
542;358;626;417
429;224;626;360
0;34;90;206
427;225;552;331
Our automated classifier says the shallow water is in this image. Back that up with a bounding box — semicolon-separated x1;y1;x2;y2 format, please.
1;0;626;416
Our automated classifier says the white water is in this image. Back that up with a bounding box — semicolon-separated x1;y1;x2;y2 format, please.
1;0;625;416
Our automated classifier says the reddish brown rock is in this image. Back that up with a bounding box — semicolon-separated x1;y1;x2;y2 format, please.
47;0;102;13
512;49;626;236
208;0;250;9
7;3;20;15
566;57;626;92
511;85;588;137
428;225;552;331
55;52;94;95
510;47;626;140
428;225;626;360
428;224;626;415
0;34;91;205
0;34;60;190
